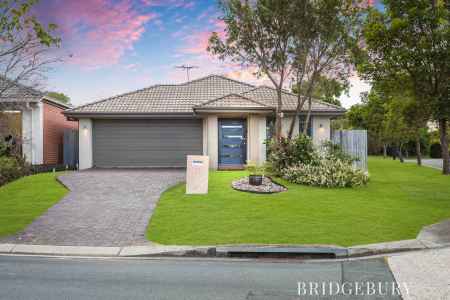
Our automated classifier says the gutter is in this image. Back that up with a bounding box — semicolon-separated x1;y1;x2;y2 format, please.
63;112;200;120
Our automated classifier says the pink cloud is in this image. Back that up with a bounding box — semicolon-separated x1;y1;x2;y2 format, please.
178;19;226;55
40;0;154;69
141;0;195;9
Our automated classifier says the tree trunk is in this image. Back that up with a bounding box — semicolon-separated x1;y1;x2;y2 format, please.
303;97;312;135
274;88;283;142
287;72;315;139
287;94;306;139
415;135;422;166
398;143;404;163
383;144;387;158
439;118;449;175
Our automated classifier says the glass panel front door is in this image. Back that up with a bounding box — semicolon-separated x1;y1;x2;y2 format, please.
219;119;246;166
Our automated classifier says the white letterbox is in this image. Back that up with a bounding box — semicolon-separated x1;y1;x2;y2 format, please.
186;155;209;194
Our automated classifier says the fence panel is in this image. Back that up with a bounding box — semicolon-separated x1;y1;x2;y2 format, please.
332;130;368;172
63;129;79;168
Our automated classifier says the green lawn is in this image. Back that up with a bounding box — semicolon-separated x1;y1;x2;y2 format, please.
147;157;450;246
0;173;68;237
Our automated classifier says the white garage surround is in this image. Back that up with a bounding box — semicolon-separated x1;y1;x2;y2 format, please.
78;118;93;170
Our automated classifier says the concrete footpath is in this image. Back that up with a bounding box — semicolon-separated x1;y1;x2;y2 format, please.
388;247;450;300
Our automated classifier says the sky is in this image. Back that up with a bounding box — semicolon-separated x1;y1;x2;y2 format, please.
35;0;377;108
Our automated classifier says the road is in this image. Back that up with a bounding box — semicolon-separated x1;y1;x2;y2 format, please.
0;255;402;300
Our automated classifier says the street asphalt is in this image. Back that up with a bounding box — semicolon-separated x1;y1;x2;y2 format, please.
0;255;402;300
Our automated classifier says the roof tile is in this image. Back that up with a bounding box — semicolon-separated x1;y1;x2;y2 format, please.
66;74;345;114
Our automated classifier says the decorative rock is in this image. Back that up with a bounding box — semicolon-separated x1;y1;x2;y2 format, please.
232;176;287;194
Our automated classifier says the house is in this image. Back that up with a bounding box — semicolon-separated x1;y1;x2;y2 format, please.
0;77;77;165
64;75;345;170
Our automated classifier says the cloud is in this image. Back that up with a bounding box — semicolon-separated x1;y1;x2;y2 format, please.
124;63;139;70
39;0;154;69
339;75;372;108
141;0;195;9
225;68;273;86
178;19;225;55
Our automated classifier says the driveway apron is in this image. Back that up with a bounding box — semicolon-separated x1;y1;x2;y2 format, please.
3;169;185;246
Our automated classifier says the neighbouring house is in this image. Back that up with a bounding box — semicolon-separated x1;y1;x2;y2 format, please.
64;75;345;170
0;77;77;165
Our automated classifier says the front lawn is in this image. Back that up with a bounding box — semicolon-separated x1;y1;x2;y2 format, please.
0;173;68;237
147;157;450;246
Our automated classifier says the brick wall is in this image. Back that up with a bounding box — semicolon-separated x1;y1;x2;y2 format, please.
43;101;78;165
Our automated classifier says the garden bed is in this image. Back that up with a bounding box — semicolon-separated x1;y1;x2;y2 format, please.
231;176;287;193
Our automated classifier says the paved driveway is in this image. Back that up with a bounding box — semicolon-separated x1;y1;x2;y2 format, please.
4;169;185;246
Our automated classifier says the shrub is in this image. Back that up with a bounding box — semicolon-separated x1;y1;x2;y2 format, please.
245;160;266;175
282;158;369;188
321;141;355;164
0;156;31;186
430;143;442;158
267;135;318;175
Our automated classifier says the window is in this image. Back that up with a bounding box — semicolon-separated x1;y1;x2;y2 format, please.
266;117;275;140
299;116;313;137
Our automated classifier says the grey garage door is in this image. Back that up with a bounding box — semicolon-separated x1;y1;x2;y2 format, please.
93;119;203;167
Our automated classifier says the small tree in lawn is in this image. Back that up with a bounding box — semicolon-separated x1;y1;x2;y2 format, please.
0;0;60;97
208;0;296;142
359;0;450;174
287;0;362;138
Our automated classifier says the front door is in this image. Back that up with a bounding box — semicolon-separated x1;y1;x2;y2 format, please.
219;119;247;167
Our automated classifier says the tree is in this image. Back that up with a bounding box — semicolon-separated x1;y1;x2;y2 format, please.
382;98;415;163
359;1;450;174
46;91;70;104
292;75;347;106
0;0;60;96
287;0;362;138
208;0;296;141
345;89;390;157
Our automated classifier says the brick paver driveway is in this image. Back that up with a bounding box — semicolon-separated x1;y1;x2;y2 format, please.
5;169;185;246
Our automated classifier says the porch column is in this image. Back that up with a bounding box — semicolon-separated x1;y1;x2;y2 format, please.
21;103;43;165
248;114;267;166
21;109;33;163
79;118;93;170
206;115;218;169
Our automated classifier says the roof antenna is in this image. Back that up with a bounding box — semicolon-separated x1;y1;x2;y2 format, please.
175;65;199;82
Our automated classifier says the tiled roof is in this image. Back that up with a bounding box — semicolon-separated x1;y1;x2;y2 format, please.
194;94;271;110
242;86;346;112
66;74;345;115
0;76;43;103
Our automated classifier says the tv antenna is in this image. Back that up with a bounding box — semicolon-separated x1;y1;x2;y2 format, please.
175;65;199;82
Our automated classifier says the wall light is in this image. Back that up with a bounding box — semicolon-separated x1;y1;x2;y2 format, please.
318;123;325;133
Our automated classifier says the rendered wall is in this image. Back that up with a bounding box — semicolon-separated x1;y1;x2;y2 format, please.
206;115;218;169
247;114;267;166
281;116;299;137
78;118;93;170
21;103;44;165
312;116;331;146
